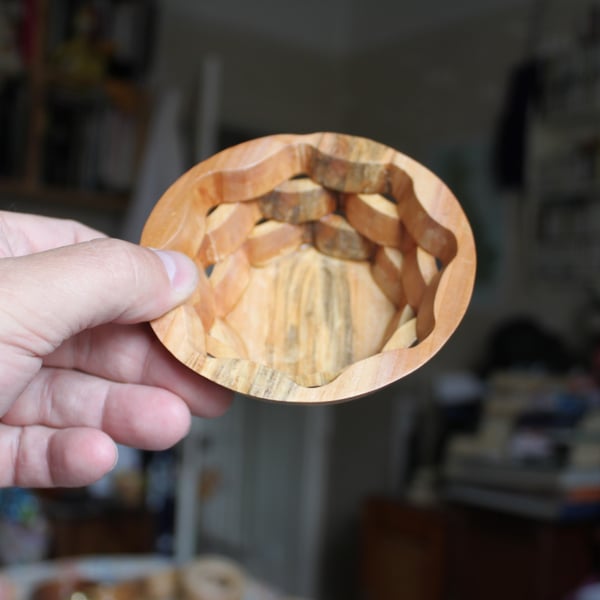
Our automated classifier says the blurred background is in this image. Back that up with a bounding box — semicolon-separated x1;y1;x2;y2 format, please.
1;0;600;599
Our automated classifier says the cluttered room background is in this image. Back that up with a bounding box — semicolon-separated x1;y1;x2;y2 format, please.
1;0;600;599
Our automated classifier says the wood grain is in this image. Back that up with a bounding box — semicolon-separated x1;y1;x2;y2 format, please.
225;246;394;387
198;201;261;265
259;176;337;223
245;220;305;266
209;248;251;317
345;193;403;248
141;132;476;402
371;246;405;305
313;213;375;261
403;246;439;309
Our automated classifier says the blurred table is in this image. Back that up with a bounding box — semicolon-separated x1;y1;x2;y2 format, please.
0;555;285;600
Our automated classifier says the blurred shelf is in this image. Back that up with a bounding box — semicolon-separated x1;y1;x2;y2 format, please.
532;181;600;200
0;0;151;217
0;178;130;212
541;106;600;132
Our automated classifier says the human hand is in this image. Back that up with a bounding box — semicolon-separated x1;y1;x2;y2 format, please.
0;211;232;488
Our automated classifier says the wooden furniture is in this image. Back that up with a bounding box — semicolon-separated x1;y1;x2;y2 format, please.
142;132;476;402
361;497;447;600
446;505;596;600
361;497;598;600
0;0;149;212
47;504;155;557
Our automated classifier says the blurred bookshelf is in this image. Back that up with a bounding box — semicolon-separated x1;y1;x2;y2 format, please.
0;0;155;213
525;10;600;285
441;371;600;521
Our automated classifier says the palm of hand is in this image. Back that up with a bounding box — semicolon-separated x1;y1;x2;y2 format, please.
0;212;230;487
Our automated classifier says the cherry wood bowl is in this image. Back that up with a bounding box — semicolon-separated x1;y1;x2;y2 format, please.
141;133;476;403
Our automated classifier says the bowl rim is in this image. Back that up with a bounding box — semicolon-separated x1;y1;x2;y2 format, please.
141;132;477;403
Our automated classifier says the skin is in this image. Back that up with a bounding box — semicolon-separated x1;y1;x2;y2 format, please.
0;211;232;488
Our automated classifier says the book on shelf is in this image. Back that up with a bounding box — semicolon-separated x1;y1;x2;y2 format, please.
444;482;600;521
42;89;138;193
0;77;28;178
443;458;600;495
442;456;600;520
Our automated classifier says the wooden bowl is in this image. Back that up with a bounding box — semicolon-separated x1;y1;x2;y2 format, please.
141;133;476;403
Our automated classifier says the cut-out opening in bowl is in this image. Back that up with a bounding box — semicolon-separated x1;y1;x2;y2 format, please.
141;133;475;403
198;174;448;388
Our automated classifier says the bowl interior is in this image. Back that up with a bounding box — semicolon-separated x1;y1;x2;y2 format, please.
195;173;452;387
142;133;472;402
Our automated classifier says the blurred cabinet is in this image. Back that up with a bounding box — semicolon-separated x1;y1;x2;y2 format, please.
0;0;154;211
48;505;155;557
361;498;447;600
526;15;600;284
361;497;597;600
445;504;595;600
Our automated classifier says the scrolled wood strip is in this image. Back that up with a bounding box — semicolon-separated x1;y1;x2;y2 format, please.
190;267;216;332
371;246;406;306
345;193;403;248
142;187;209;257
206;318;248;359
259;177;337;223
382;304;415;347
417;245;439;283
382;318;418;352
313;214;375;261
196;138;311;204
389;162;458;266
197;201;261;265
273;366;343;389
309;132;396;193
416;270;443;341
402;246;439;309
245;220;305;267
209;248;251;318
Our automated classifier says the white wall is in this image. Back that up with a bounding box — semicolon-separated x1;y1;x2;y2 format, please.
162;0;351;57
347;0;530;52
160;0;532;57
151;3;348;135
140;2;598;596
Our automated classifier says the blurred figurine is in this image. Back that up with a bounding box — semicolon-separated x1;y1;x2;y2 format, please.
0;1;22;82
52;3;110;86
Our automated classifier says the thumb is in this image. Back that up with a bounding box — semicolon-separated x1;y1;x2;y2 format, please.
0;238;198;357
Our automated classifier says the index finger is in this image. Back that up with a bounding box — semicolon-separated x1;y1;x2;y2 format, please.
0;211;106;256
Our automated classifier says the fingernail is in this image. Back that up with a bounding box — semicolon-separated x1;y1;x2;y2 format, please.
150;248;198;296
110;442;119;472
152;248;177;283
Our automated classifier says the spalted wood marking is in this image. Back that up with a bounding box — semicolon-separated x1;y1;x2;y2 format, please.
225;247;394;386
313;214;375;261
141;132;476;402
258;177;337;224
